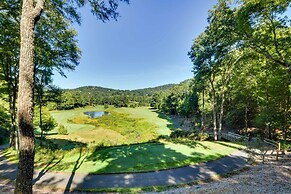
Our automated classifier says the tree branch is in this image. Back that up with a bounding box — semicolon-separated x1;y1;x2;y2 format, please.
32;0;45;19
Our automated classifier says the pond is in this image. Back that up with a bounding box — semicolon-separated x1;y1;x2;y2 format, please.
84;111;109;118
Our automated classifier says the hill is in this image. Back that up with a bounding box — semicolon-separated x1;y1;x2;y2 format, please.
52;81;190;110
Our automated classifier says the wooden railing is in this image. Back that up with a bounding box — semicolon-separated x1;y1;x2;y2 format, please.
221;132;248;142
208;131;283;160
263;138;282;160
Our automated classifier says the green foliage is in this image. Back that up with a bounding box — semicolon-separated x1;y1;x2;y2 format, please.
0;127;9;145
151;79;199;118
280;140;291;150
58;124;68;135
34;107;57;133
70;111;159;144
52;84;177;110
169;129;209;141
187;0;291;141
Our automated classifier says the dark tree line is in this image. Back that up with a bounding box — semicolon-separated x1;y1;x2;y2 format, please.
46;84;176;110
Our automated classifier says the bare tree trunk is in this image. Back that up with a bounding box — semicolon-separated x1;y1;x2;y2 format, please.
244;106;248;132
8;87;17;148
201;86;205;132
283;94;289;141
218;86;225;140
3;59;18;149
15;1;44;193
39;101;43;145
213;102;217;140
209;75;217;141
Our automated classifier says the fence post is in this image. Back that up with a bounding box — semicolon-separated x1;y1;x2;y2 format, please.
276;142;281;161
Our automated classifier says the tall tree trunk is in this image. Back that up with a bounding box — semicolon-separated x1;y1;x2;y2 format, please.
283;94;289;141
201;86;205;132
13;85;19;151
212;101;217;140
3;59;18;149
15;1;44;193
218;86;225;140
244;106;248;132
39;100;43;145
8;85;17;148
209;75;217;141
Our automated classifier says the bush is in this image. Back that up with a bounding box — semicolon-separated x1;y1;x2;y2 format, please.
0;127;9;145
58;124;68;135
197;132;209;141
169;129;209;141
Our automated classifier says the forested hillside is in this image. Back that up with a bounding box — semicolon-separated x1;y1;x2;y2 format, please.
46;83;177;110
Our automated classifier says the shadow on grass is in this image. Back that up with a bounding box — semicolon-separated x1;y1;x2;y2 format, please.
0;146;18;180
166;139;210;150
74;151;248;191
151;109;178;130
32;138;89;191
65;147;88;192
43;132;59;136
85;141;217;175
33;154;64;183
38;138;87;151
215;141;244;150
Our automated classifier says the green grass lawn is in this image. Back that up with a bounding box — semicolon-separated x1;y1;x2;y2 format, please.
3;140;243;174
49;106;173;146
15;106;242;175
50;105;105;133
113;107;174;136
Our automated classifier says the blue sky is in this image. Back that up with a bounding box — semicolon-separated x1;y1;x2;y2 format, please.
53;0;218;90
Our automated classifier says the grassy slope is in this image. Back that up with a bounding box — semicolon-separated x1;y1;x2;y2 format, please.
3;140;242;174
10;107;243;174
26;141;241;174
50;106;105;133
113;107;173;136
49;107;173;145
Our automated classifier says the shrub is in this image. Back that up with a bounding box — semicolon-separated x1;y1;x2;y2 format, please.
0;127;9;145
197;132;209;141
58;124;68;135
170;129;209;141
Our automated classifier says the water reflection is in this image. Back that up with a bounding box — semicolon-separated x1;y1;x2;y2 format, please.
84;111;109;118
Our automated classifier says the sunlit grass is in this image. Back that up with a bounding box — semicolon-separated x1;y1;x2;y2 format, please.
49;106;173;146
113;107;173;135
50;106;105;133
3;140;241;174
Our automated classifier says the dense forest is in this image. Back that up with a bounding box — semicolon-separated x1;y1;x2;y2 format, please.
51;84;176;109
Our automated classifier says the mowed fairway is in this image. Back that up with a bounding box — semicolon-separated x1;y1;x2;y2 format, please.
50;106;105;133
49;106;173;145
4;106;243;175
113;107;173;135
4;140;242;174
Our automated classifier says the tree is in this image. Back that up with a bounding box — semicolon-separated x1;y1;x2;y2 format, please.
235;0;291;70
189;0;237;140
15;0;128;193
34;106;57;139
0;1;21;149
188;0;290;142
